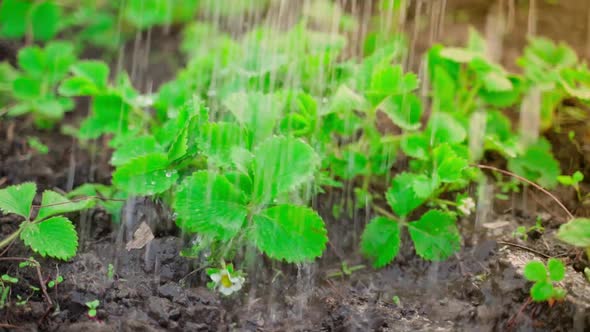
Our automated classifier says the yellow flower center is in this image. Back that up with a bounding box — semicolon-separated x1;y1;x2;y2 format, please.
220;273;232;288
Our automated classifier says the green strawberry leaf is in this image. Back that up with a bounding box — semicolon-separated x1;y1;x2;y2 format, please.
547;258;565;282
252;204;327;263
59;77;101;96
507;139;560;189
252;136;320;204
71;60;109;90
174;171;248;240
433;144;469;184
0;182;36;219
412;174;437;198
17;46;44;78
382;93;423;131
385;173;425;217
167;125;189;163
35;191;94;221
0;0;30;39
197;122;249;167
557;218;590;247
530;281;554;302
408;210;461;261
20;216;78;260
67;184;126;223
366;65;418;105
29;1;61;41
12;77;42;99
112;153;177;195
401;134;430;160
427;113;467;145
79;94;132;139
439;47;478;63
361;217;401;268
573;171;584;183
524;261;548;282
223;91;282;145
111;136;163;167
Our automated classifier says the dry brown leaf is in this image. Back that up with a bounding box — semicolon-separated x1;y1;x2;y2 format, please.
126;221;154;251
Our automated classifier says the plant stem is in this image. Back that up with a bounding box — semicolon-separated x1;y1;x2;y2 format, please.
460;81;482;114
475;164;574;220
372;205;408;226
0;229;21;250
432;198;457;207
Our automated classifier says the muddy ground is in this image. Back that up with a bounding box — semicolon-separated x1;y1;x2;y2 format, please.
1;0;590;331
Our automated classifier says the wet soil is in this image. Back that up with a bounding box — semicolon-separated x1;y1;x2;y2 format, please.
1;1;590;331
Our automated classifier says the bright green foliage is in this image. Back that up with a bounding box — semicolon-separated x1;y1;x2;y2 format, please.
20;217;78;261
59;61;110;96
172;136;327;263
427;113;467;145
223;92;282;145
124;0;199;28
382;94;423;131
174;171;249;240
112;153;178;195
361;168;463;267
432;144;469;184
557;218;590;248
507;139;560;188
67;184;126;223
360;217;401;268
523;259;567;302
7;42;77;127
0;182;36;219
385;173;425;217
252;205;327;262
557;171;584;186
197;123;250;167
110;136;163;167
79;94;132;139
35;190;95;221
0;0;62;41
0;183;89;261
252;137;320;204
27;137;49;154
407;210;461;261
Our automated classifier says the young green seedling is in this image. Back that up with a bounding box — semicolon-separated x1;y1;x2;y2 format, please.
523;259;566;305
47;275;64;289
0;274;18;309
557;171;585;201
86;299;100;318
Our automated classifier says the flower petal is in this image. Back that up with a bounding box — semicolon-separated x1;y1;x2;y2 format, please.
219;286;234;296
210;273;221;283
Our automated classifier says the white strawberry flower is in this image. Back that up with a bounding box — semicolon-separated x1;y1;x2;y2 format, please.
458;197;476;216
209;268;245;296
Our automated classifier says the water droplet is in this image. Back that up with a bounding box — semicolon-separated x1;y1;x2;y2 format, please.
165;171;173;178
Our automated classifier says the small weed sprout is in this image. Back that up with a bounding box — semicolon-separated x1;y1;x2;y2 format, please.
86;299;100;318
523;259;566;304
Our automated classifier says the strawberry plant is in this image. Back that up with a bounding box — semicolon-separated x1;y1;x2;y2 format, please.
557;171;586;201
2;41;77;128
0;0;62;42
0;183;94;260
523;259;566;303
